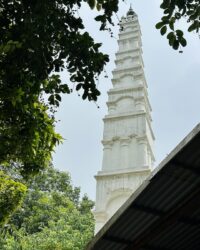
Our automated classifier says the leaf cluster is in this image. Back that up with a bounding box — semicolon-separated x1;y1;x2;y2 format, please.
156;0;200;50
0;171;27;226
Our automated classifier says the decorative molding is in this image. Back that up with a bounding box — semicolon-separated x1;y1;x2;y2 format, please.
108;85;144;94
95;168;151;178
103;110;148;121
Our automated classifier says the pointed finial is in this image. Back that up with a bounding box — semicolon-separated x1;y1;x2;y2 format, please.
127;3;135;16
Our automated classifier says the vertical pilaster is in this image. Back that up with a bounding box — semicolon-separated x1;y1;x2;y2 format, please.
120;138;130;169
138;138;148;167
102;140;112;171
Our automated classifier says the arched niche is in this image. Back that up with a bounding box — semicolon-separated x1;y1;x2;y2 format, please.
123;56;134;66
115;96;135;113
119;73;135;87
106;188;133;218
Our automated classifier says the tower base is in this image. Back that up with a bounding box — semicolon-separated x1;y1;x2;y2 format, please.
94;168;151;233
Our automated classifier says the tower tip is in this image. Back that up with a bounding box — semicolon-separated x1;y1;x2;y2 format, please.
127;4;135;16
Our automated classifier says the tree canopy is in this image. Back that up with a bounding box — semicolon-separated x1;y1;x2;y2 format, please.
0;165;94;250
0;0;120;177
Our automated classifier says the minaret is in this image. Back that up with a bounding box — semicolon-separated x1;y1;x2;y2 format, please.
94;6;155;233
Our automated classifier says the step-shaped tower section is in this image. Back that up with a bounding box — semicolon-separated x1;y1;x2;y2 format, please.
94;7;155;233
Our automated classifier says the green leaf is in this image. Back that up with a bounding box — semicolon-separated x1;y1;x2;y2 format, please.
172;40;179;50
160;26;167;35
169;21;174;30
169;17;175;30
176;30;183;37
155;22;164;29
82;92;87;100
48;95;55;105
76;83;82;91
55;94;61;102
160;0;170;9
87;0;96;9
167;31;175;40
188;21;199;32
60;84;70;94
179;37;187;47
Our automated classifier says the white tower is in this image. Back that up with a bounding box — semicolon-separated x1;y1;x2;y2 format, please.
94;7;155;233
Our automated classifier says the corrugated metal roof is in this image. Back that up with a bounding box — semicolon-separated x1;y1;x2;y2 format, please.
86;123;200;250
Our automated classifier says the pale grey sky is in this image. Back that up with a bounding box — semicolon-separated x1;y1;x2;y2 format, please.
53;0;200;200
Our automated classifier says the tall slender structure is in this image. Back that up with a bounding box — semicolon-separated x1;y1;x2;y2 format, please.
94;7;155;233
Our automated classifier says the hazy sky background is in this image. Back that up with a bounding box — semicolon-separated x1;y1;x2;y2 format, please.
53;0;200;200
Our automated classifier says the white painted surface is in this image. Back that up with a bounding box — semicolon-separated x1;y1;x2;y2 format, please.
94;8;155;233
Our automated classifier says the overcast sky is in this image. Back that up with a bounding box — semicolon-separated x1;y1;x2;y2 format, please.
53;0;200;200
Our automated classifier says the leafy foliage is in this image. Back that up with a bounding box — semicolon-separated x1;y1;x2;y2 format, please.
0;165;94;250
0;171;27;226
156;0;200;50
0;0;120;176
0;0;199;180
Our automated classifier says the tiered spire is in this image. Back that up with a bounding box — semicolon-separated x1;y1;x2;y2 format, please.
94;7;155;233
